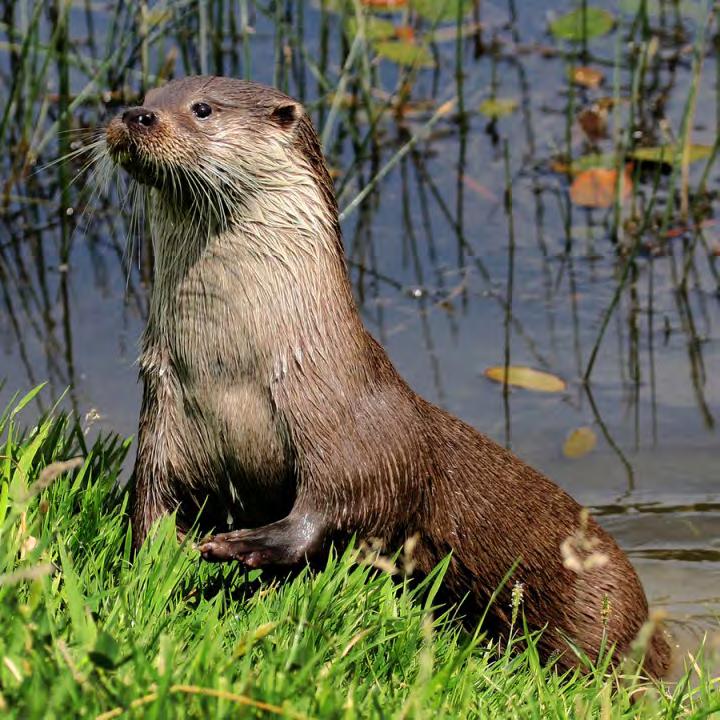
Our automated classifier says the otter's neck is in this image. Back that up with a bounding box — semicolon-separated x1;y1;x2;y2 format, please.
144;183;367;384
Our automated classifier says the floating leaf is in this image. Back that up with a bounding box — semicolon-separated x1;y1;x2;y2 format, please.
484;366;566;393
394;25;415;42
479;97;519;119
362;0;407;7
551;153;616;175
571;66;604;88
550;7;615;41
143;8;172;28
436;98;456;116
619;0;706;21
325;0;403;13
563;427;598;459
664;218;716;239
631;144;713;165
411;0;473;22
577;105;608;141
569;166;632;208
374;40;434;67
345;16;396;41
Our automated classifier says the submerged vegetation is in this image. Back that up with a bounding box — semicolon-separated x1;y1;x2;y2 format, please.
1;1;718;411
0;390;718;718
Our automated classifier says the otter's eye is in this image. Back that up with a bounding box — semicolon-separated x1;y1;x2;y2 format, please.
191;102;212;119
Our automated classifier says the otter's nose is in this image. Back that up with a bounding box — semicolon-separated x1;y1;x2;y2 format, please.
122;107;157;129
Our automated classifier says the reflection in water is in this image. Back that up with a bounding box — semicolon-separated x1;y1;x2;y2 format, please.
0;0;718;657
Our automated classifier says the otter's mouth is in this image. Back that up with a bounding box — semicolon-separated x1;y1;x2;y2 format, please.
115;153;163;188
106;140;162;188
105;115;166;188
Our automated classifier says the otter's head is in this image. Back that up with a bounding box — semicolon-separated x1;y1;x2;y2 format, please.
106;76;337;229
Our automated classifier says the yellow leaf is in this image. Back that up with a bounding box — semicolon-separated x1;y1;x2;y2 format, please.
483;366;566;393
374;40;434;67
551;153;616;176
479;97;519;119
345;17;396;41
563;427;597;458
631;144;713;165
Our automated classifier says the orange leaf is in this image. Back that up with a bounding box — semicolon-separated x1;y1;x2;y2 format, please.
436;99;456;116
394;25;415;42
664;218;716;239
569;166;632;208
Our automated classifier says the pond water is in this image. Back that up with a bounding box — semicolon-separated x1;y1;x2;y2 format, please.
1;1;718;674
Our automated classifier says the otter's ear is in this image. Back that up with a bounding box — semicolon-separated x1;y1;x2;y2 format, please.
270;101;303;130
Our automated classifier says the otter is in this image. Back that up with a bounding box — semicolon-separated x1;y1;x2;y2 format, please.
104;75;669;676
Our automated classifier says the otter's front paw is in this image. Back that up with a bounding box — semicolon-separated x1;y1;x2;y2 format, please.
199;530;273;567
198;511;325;568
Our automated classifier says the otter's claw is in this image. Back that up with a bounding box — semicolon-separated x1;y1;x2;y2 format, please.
199;531;272;567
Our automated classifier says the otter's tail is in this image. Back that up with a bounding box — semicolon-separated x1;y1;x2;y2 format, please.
641;626;672;680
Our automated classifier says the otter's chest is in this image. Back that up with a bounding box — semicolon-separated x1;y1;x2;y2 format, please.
141;342;294;528
161;286;259;380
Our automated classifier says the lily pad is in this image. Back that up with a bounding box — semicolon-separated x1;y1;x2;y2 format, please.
346;16;396;41
631;144;713;165
362;0;407;7
619;0;705;20
551;153;616;175
374;40;434;67
479;97;519;119
550;7;615;41
563;427;598;459
484;366;566;393
411;0;473;22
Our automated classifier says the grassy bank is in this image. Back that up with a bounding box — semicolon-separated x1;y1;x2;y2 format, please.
0;389;717;719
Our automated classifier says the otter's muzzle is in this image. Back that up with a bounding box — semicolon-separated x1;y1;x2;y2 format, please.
106;107;164;187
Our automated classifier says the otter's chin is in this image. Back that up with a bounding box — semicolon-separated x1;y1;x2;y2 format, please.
108;145;163;188
105;120;157;187
118;158;161;187
106;119;131;157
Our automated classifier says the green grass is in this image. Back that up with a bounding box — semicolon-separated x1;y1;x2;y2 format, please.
0;389;718;719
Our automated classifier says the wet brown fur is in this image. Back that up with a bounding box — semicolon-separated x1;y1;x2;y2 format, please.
106;76;670;677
